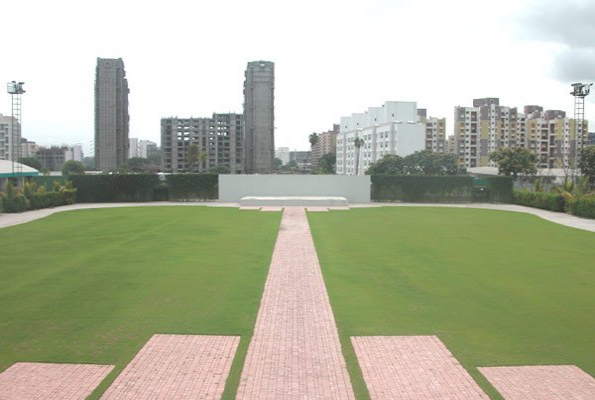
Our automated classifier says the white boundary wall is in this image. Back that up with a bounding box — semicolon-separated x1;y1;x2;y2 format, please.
219;175;371;203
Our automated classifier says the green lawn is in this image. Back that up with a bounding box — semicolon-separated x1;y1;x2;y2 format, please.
0;207;281;399
308;207;595;400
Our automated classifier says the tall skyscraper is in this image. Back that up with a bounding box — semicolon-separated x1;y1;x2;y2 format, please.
95;57;129;171
243;61;274;173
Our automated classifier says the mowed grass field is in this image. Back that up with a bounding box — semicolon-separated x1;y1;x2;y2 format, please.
0;207;281;399
309;207;595;400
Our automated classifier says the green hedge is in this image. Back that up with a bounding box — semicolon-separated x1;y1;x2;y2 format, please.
567;196;595;219
371;175;474;202
70;175;160;202
166;174;218;201
486;176;513;203
513;190;566;212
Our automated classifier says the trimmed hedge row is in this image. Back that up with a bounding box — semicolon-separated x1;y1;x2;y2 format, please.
371;175;474;202
513;190;566;212
68;174;219;202
69;175;160;202
567;196;595;219
166;174;218;201
485;176;513;203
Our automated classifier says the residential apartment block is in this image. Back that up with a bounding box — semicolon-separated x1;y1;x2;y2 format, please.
95;57;130;171
0;114;19;161
275;147;290;165
418;109;446;153
161;113;244;174
36;146;67;172
129;138;158;159
454;98;588;169
336;101;425;175
243;61;275;173
311;124;339;168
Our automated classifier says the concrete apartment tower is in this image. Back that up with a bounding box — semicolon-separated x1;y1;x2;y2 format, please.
243;61;274;173
95;58;129;171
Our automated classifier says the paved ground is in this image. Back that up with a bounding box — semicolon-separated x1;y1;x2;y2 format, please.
0;362;114;400
352;336;489;400
479;365;595;400
236;207;355;400
101;334;239;400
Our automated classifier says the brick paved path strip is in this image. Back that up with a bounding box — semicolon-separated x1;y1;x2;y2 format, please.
479;365;595;400
352;335;489;400
0;362;114;400
101;334;239;400
236;207;355;399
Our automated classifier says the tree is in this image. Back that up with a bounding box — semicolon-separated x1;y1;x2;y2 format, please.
489;147;537;179
18;157;42;171
366;154;405;175
273;157;283;170
82;156;95;170
353;137;364;175
309;132;319;149
579;146;595;185
127;157;159;173
403;150;459;175
61;160;86;176
185;144;207;172
315;153;336;174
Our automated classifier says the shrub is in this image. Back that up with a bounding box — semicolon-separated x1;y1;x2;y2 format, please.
0;196;3;213
371;175;474;202
513;190;566;212
567;196;595;219
166;174;218;201
0;182;30;213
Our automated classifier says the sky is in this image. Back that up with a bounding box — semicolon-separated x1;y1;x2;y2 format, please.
1;0;594;155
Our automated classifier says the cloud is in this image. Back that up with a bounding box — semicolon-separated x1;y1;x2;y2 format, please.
552;48;595;82
521;0;595;83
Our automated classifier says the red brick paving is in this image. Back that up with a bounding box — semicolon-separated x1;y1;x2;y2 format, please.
352;335;489;400
0;362;113;400
236;207;355;399
101;334;239;399
479;365;595;400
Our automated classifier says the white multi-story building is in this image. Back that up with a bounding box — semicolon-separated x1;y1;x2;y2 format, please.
65;144;84;162
336;101;425;175
275;147;290;165
0;114;20;161
129;138;158;159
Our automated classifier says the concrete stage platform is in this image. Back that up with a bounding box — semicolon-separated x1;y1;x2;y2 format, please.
240;196;349;207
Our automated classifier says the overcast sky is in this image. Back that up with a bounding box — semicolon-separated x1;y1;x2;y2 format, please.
1;0;594;155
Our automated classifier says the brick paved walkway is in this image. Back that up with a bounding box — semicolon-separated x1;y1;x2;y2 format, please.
101;334;239;399
0;362;113;400
352;336;488;400
479;365;595;400
236;207;355;399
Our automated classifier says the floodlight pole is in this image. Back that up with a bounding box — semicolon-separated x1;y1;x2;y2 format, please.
570;82;592;175
7;81;26;179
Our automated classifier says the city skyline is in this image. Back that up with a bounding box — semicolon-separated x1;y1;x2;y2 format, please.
1;0;593;155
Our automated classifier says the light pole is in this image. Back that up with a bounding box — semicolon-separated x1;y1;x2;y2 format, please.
7;81;26;179
570;82;592;175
